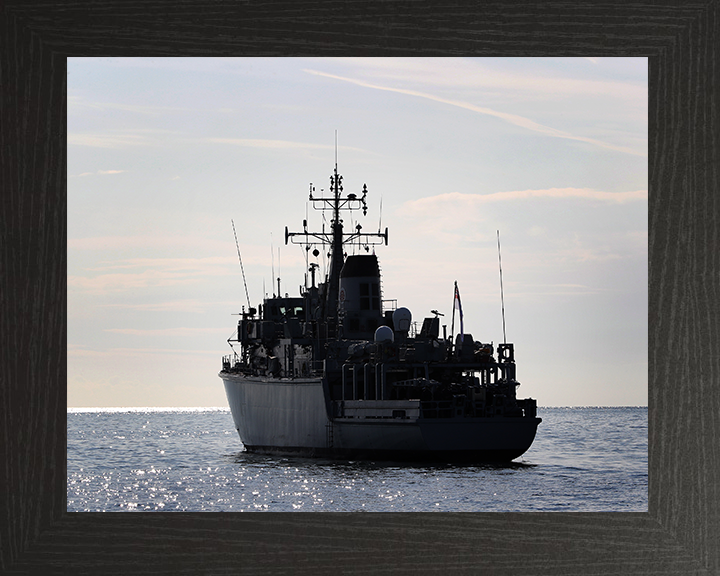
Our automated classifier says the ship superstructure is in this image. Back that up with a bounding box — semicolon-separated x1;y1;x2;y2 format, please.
220;161;540;461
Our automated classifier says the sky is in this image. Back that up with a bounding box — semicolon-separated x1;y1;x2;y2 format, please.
67;57;647;408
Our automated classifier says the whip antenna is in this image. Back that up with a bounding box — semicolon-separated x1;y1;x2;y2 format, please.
497;230;507;344
231;219;252;310
378;196;383;233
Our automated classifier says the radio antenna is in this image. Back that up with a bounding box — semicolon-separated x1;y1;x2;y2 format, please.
497;230;507;344
231;219;252;310
378;196;383;233
271;233;275;297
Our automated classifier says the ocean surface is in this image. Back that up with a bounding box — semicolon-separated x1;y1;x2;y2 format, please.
67;407;647;512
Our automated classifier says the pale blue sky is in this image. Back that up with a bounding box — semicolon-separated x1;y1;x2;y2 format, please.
68;57;647;407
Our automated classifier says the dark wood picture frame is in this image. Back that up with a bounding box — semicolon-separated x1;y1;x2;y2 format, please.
2;2;717;574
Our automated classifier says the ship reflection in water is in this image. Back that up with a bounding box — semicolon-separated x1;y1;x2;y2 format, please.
220;160;540;462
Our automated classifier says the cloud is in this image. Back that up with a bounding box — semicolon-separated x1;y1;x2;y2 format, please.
70;169;125;177
406;188;647;211
68;271;199;293
67;235;233;252
68;256;236;294
68;130;369;154
68;129;180;148
399;189;646;240
504;282;611;297
204;138;368;156
205;138;325;149
304;69;646;157
68;344;220;358
68;133;153;148
68;96;190;115
392;189;647;269
321;58;646;100
101;299;211;313
103;327;227;336
86;256;232;271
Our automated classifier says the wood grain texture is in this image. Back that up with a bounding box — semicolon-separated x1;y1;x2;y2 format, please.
1;1;717;574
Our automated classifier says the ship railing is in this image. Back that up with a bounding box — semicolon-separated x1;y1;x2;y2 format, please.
341;362;385;401
341;361;439;401
420;400;453;419
392;377;438;388
309;360;325;376
222;350;244;371
382;299;397;311
342;362;373;401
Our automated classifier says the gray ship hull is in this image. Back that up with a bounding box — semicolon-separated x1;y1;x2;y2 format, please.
221;372;541;462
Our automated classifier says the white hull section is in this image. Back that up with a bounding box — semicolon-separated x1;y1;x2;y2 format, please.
222;373;329;449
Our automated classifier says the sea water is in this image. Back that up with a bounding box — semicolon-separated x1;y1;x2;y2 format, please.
67;407;647;512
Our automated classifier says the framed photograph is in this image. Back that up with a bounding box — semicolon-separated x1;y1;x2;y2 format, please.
2;2;716;574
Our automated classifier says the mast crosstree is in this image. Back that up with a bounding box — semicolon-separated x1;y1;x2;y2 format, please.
285;165;388;318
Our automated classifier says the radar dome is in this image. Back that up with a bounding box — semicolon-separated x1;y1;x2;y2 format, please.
392;307;412;332
374;325;394;343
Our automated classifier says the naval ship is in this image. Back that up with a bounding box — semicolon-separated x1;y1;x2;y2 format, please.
220;162;541;462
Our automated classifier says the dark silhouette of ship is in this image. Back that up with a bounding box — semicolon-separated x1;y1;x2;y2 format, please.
220;160;540;462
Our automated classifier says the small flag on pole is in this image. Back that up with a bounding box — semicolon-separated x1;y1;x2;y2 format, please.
454;281;464;343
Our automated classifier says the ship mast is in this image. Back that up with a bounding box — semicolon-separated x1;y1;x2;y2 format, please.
325;164;347;319
285;161;388;323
